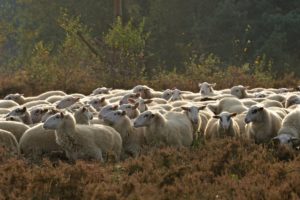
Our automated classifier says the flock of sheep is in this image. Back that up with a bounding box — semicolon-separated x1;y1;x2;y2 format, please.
0;82;299;163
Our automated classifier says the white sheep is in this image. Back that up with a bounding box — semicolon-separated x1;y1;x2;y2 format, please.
87;97;108;111
230;85;254;99
4;91;66;104
133;110;193;147
0;129;19;157
285;95;300;108
74;106;93;125
119;93;140;105
272;109;300;147
103;110;145;159
19;123;64;163
207;97;248;115
132;85;163;99
97;104;119;120
245;105;282;144
119;103;140;119
204;112;240;139
29;107;49;124
43;112;122;162
0;121;30;141
169;88;183;101
162;89;173;100
0;100;19;109
5;107;32;125
180;105;208;141
198;82;217;96
55;96;80;109
46;95;65;104
92;87;112;95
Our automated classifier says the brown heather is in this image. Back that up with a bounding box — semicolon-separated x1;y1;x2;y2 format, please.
0;139;299;200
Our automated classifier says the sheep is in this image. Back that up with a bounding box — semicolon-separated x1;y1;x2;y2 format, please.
133;110;193;147
162;89;173;100
272;109;300;147
128;98;153;113
285;95;300;108
198;82;217;96
119;103;140;119
87;97;108;111
103;110;145;159
6;107;32;125
46;95;65;104
132;85;163;99
0;129;19;157
92;87;112;95
55;96;80;109
74;106;93;125
4;91;66;104
22;100;51;109
98;104;119;120
204;112;240;139
19;123;64;163
0;100;19;109
230;85;254;99
207;97;247;115
0;121;30;141
29;107;49;124
169;88;183;101
180;105;208;141
245;105;282;144
43;112;122;162
119;93;140;105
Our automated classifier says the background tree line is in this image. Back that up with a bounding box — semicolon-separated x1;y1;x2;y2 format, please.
0;0;299;94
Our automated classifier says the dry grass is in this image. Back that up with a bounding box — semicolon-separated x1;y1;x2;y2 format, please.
0;139;299;200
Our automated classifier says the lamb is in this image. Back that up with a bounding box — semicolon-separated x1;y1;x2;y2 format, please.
119;103;140;119
0;121;30;141
55;96;81;109
133;110;193;147
4;91;66;104
230;85;254;99
5;107;32;125
272;109;300;147
0;129;19;157
103;110;145;159
198;82;217;96
19;123;64;163
204;112;240;139
0;100;19;108
74;106;93;125
207;97;248;115
43;112;122;162
245;105;282;144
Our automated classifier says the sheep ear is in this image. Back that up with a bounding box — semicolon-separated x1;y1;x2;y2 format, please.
244;86;250;89
213;115;220;119
22;107;27;112
150;113;155;118
100;97;105;102
75;97;80;102
210;83;216;87
230;112;237;117
135;93;140;98
133;103;139;109
82;107;87;112
198;105;206;110
145;99;153;104
128;98;136;104
258;107;264;111
112;105;119;110
198;83;202;87
121;110;126;116
60;112;64;118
